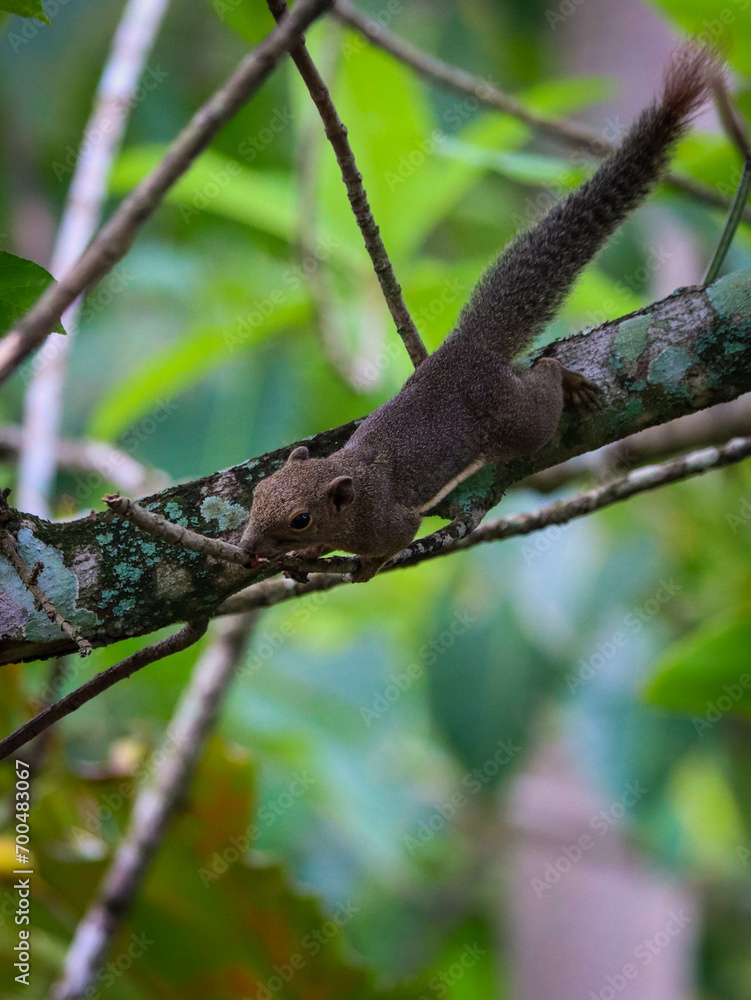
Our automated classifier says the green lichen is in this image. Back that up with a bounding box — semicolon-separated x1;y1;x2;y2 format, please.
611;315;650;375
200;495;247;531
113;597;136;616
647;346;692;392
706;267;751;318
1;528;101;641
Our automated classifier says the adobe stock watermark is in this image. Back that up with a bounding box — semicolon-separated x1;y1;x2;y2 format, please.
77;932;155;1000
59;397;179;510
239;899;360;1000
566;578;682;693
7;0;73;52
384;84;500;192
415;942;488;999
692;673;751;736
404;737;521;855
52;65;170;181
531;781;647;897
223;234;341;354
199;771;316;887
588;909;693;1000
340;0;404;60
360;608;478;727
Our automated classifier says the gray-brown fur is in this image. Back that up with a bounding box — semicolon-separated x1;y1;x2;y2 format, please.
242;43;720;582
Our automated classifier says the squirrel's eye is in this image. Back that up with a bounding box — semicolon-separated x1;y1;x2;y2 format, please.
290;512;312;531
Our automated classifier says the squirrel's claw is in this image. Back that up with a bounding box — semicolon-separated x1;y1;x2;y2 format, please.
561;368;601;410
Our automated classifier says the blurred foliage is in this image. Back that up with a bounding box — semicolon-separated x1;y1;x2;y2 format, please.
1;0;751;996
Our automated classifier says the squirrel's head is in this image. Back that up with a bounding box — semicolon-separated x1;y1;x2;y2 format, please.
241;446;355;559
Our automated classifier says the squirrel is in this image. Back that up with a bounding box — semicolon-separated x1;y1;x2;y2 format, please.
241;43;720;583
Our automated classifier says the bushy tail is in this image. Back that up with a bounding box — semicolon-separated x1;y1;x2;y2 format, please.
454;42;722;359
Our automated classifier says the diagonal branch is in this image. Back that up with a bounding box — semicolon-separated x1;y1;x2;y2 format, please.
0;0;333;386
52;612;255;1000
18;0;171;519
332;0;742;221
3;269;751;665
0;620;208;760
266;0;427;367
216;435;751;615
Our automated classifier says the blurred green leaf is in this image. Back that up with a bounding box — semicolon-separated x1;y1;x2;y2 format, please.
438;142;588;187
87;298;309;441
0;0;48;22
645;614;751;717
0;251;63;336
205;0;271;44
647;0;751;76
111;147;297;242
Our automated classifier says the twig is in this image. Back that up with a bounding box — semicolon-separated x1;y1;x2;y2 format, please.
704;79;751;285
103;491;356;577
217;435;751;613
0;0;333;386
0;619;208;760
17;0;171;519
103;492;256;565
0;530;92;656
0;426;168;496
332;0;744;221
267;0;427;368
52;613;255;1000
294;30;358;387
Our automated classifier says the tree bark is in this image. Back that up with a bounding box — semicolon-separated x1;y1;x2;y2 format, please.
2;268;750;664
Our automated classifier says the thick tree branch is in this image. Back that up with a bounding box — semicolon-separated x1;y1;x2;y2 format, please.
267;0;427;367
0;620;208;759
332;0;742;221
52;613;255;1000
3;269;751;664
216;435;751;615
0;0;333;385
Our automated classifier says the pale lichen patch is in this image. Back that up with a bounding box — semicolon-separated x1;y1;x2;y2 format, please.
4;528;100;641
200;495;249;532
156;563;193;600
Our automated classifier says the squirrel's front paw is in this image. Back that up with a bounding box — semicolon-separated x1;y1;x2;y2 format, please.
561;367;601;409
347;556;384;584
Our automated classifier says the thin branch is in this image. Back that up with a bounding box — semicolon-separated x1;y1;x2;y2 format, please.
332;0;743;221
0;0;333;386
267;0;427;368
52;613;256;1000
217;435;751;615
0;530;92;656
0;619;208;761
103;491;356;577
0;426;168;496
18;0;171;518
103;492;256;566
704;79;751;285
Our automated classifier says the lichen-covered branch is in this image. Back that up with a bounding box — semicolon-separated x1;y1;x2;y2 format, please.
216;434;751;616
3;268;751;664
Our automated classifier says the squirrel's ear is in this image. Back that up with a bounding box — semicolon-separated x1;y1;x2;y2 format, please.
287;446;310;462
327;476;354;512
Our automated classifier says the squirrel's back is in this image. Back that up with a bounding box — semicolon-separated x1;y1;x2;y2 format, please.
449;42;721;362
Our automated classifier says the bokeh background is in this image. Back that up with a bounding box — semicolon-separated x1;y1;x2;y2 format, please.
2;0;751;996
